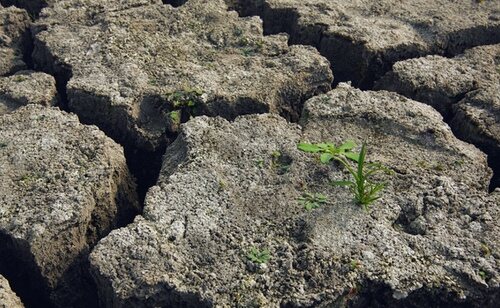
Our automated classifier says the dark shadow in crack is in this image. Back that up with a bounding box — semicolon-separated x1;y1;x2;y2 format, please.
0;0;47;19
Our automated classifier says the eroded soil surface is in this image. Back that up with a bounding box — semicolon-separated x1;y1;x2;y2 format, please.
0;0;499;307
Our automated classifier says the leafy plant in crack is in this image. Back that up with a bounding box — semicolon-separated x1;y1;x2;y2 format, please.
331;143;392;209
298;141;391;209
298;192;327;210
165;88;204;128
246;247;270;264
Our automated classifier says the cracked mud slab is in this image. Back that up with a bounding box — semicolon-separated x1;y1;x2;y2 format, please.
0;275;23;308
32;0;332;154
0;71;57;115
377;44;500;189
0;105;139;307
90;84;498;307
0;0;52;17
0;3;30;76
229;0;500;87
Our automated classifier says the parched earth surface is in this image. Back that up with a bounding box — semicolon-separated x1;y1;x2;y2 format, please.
0;3;30;76
30;0;333;194
376;43;500;189
32;0;332;151
0;0;499;307
0;71;57;115
0;105;139;307
0;275;23;308
228;0;500;87
90;85;499;307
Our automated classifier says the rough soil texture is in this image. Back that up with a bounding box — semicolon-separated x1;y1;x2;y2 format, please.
90;84;499;307
228;0;500;88
0;0;51;17
0;105;140;307
32;0;332;154
376;44;500;189
0;274;23;308
0;70;57;115
0;3;30;76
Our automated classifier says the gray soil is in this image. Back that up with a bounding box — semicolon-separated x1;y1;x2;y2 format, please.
376;44;500;189
228;0;500;87
0;105;139;307
0;70;57;115
0;0;499;307
0;274;23;308
32;0;332;153
0;3;30;76
90;85;499;307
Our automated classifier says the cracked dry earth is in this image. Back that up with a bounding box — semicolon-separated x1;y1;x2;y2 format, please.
0;0;499;308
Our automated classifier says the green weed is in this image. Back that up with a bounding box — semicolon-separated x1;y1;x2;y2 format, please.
350;259;362;270
481;243;491;257
331;143;391;210
12;75;28;82
165;88;203;128
168;110;181;126
299;141;391;210
298;140;359;163
298;192;327;210
247;247;270;264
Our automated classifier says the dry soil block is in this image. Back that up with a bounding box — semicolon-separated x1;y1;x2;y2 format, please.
0;105;139;307
90;84;499;307
0;3;30;76
0;0;52;17
0;275;23;308
0;71;57;115
32;0;332;154
377;44;500;189
230;0;500;87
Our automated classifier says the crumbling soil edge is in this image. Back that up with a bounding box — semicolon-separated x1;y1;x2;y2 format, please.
228;0;500;89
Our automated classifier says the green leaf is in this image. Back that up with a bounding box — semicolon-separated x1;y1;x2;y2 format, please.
357;143;367;180
369;183;386;195
339;140;357;151
317;143;333;150
298;143;321;153
168;110;181;124
315;194;327;202
320;153;334;164
344;152;360;162
247;247;270;264
304;202;313;210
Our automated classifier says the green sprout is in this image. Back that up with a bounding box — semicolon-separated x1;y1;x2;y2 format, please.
165;88;203;129
299;141;391;210
13;75;28;82
168;110;181;126
350;259;362;270
246;247;270;264
478;269;488;281
298;192;327;210
298;140;359;163
331;143;391;209
481;243;491;257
